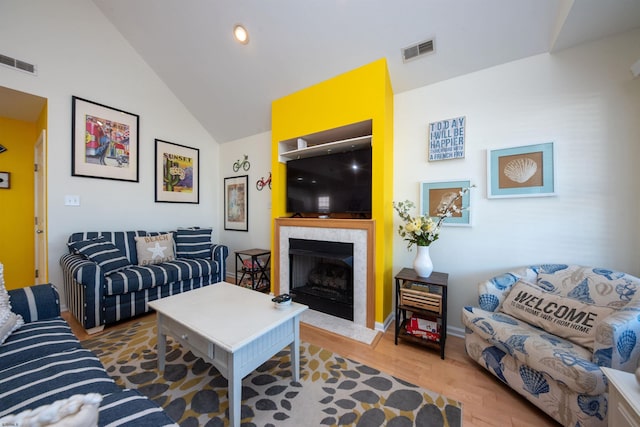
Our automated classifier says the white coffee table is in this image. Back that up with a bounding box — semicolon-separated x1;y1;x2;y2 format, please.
148;281;307;427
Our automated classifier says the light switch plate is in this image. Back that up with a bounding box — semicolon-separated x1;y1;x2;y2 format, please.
64;195;80;206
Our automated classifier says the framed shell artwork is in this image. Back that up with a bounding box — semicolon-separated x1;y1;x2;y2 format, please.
487;142;556;198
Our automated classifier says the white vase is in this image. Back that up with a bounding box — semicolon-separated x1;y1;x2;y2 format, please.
413;245;433;277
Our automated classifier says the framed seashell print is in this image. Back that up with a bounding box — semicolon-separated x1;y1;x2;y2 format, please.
420;180;472;226
487;142;556;198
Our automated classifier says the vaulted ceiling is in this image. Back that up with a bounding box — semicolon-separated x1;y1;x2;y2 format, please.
3;1;640;143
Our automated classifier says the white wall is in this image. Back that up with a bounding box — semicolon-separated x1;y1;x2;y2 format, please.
394;29;640;332
219;132;273;277
3;2;639;335
0;0;221;306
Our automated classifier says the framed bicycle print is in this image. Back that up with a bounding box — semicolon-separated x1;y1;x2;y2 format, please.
71;96;139;182
224;175;248;231
487;142;555;198
155;139;199;203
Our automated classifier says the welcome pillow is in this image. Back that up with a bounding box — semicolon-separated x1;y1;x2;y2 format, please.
500;279;615;350
135;233;175;266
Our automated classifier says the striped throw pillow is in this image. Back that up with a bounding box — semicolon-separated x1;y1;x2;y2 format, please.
68;237;131;275
174;228;212;259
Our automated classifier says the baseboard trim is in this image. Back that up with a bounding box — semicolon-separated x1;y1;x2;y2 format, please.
447;325;465;339
375;311;394;332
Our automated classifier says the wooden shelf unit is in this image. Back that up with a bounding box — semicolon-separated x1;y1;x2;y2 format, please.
235;248;271;293
278;119;372;162
394;268;449;359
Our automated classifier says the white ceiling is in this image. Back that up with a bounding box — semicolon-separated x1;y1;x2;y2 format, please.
3;1;640;143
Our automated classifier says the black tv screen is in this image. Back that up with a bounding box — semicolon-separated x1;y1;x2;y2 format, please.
286;147;372;216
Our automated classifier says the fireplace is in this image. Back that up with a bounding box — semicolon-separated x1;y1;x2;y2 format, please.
288;238;354;321
275;218;374;330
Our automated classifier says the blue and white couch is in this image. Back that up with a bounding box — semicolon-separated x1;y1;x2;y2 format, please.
60;228;229;333
462;264;640;427
0;283;177;426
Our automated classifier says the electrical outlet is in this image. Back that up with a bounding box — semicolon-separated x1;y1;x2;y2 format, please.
64;195;80;206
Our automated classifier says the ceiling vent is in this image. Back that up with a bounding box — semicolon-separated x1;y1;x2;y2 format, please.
0;53;37;75
401;38;435;63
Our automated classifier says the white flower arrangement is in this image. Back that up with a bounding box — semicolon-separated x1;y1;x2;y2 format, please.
393;186;474;249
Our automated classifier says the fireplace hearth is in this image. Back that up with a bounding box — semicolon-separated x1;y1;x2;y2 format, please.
289;238;354;321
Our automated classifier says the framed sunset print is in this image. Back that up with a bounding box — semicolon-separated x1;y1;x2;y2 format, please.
155;139;199;203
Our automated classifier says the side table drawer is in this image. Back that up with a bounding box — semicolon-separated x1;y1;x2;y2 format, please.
161;316;214;360
611;387;640;427
400;288;442;314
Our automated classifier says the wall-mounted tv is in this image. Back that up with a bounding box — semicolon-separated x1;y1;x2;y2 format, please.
286;147;372;216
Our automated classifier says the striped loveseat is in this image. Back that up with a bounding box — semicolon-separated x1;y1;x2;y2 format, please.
0;284;177;426
60;229;229;333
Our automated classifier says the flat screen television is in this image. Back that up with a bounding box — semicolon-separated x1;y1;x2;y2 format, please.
286;147;372;216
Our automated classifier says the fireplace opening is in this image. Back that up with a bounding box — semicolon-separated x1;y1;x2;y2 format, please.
288;238;354;321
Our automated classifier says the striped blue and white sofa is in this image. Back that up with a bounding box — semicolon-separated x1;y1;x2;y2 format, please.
462;264;640;427
0;283;177;426
60;229;229;333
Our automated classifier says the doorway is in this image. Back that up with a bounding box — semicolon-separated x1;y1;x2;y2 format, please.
0;85;48;288
34;130;47;283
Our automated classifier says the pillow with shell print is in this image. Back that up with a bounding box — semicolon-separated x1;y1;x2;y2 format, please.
134;234;175;266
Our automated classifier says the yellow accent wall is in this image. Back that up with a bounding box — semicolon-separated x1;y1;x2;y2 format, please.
271;58;394;325
0;117;38;289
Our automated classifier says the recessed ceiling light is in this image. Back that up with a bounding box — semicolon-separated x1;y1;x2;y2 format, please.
233;24;249;45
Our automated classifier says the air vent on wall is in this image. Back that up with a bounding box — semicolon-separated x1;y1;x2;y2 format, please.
401;38;435;63
0;53;37;75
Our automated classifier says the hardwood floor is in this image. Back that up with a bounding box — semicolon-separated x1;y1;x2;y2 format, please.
63;311;559;427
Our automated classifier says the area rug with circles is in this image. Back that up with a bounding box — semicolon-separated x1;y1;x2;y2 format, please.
82;317;462;427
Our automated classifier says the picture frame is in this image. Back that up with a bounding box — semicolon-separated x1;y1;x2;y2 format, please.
420;180;471;226
155;139;200;203
71;96;139;182
224;175;249;231
487;142;555;198
0;171;9;189
428;116;465;161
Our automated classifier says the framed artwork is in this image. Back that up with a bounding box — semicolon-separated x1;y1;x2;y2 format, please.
155;139;200;203
428;116;465;161
224;175;248;231
420;180;471;226
0;172;9;189
487;142;555;198
71;96;139;182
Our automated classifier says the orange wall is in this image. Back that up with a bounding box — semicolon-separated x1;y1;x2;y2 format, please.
271;59;394;325
0;117;38;289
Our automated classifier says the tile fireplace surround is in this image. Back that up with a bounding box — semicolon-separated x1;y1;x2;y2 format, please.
274;218;375;332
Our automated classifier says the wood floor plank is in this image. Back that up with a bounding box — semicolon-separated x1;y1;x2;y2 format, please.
64;311;559;426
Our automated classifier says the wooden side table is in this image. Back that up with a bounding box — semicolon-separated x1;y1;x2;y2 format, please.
235;248;271;293
601;367;640;427
394;267;449;359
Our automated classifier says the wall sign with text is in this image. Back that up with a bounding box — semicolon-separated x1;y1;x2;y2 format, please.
428;116;465;161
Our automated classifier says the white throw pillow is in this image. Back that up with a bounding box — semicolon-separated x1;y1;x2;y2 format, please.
500;279;615;350
0;262;24;345
0;393;103;427
135;234;176;266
